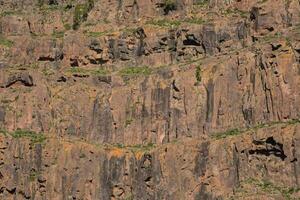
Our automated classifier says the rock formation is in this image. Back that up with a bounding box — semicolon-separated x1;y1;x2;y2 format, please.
1;0;300;199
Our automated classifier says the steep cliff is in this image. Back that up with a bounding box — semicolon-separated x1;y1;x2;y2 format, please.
1;0;300;199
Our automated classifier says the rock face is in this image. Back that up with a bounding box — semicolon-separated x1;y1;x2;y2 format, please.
1;0;300;199
1;123;300;199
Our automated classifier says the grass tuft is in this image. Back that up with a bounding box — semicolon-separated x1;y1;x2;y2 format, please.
0;35;14;48
52;31;65;38
184;17;206;24
213;128;240;140
119;66;152;76
67;67;108;76
212;119;300;140
86;30;113;37
146;19;181;28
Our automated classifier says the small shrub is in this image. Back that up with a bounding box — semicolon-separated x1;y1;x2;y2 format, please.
164;0;177;15
73;0;94;30
87;0;94;10
63;23;72;31
52;31;65;38
124;194;134;200
125;119;133;126
29;170;39;182
42;68;55;76
79;153;86;158
73;4;89;30
195;65;201;83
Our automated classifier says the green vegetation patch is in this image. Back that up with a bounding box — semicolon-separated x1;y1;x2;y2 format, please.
164;0;177;14
42;67;55;76
63;23;72;31
92;68;108;76
29;170;40;182
286;118;300;124
121;27;138;36
184;17;206;25
146;17;206;28
73;4;89;30
128;143;156;153
195;64;202;83
222;8;248;18
0;35;14;48
124;194;134;200
67;67;108;76
52;31;65;38
11;129;46;144
238;178;300;200
68;67;89;76
119;66;152;77
73;0;94;30
0;128;47;145
125;118;134;126
86;30;113;37
113;142;156;153
0;128;8;136
146;19;181;28
212;119;300;140
213;128;240;140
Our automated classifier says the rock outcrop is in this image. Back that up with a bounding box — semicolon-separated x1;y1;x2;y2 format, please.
1;122;300;199
1;0;300;199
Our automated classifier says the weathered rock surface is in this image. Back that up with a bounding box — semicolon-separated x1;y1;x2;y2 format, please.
1;44;300;145
1;0;300;199
1;123;300;199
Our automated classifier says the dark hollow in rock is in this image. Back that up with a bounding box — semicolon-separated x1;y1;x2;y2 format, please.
249;137;287;161
4;73;34;88
57;76;67;82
